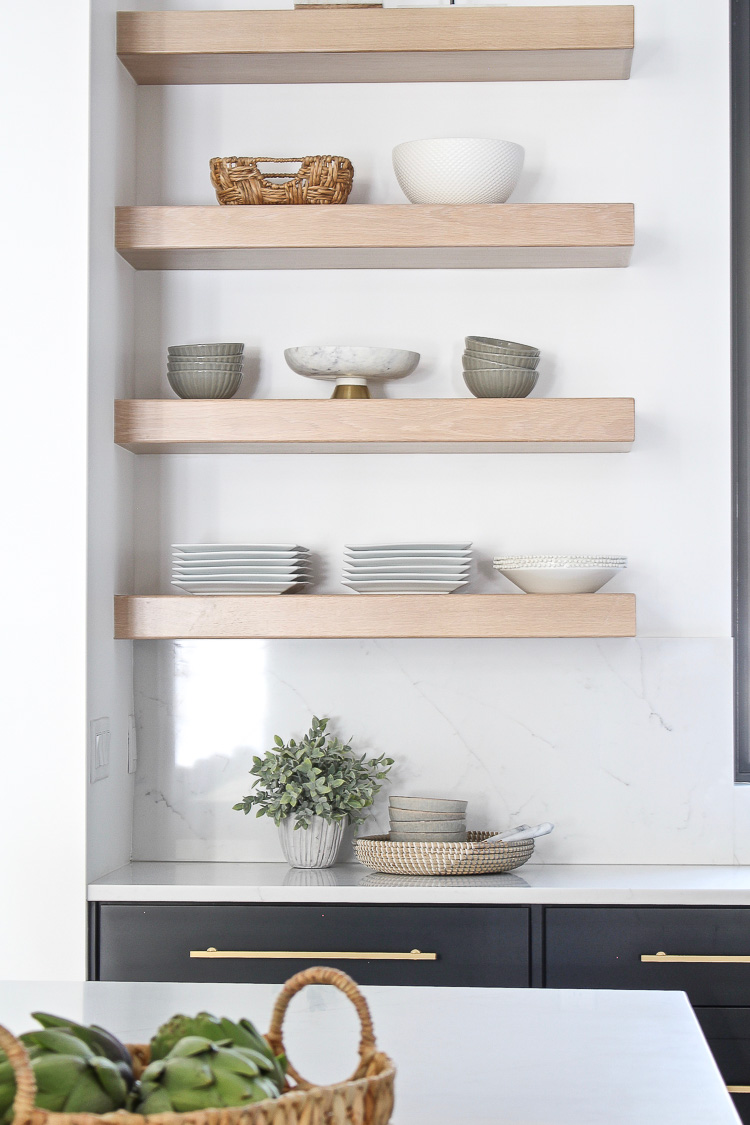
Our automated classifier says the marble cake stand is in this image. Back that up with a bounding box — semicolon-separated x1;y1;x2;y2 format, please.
284;345;420;398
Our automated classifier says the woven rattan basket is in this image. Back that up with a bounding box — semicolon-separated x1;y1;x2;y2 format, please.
354;831;535;876
0;967;395;1125
210;156;354;205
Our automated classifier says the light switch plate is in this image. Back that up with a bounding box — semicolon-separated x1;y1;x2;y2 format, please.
90;717;111;783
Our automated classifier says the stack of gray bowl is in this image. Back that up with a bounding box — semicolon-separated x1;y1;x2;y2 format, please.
462;336;540;398
389;795;468;842
167;342;244;399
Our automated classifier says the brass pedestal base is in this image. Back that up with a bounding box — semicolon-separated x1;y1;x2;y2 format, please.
331;384;370;399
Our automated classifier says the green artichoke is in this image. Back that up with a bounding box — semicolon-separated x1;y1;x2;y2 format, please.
150;1012;286;1091
31;1013;134;1088
0;1029;130;1123
137;1036;282;1115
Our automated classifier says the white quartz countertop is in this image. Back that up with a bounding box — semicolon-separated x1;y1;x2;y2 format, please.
88;861;750;904
0;981;738;1124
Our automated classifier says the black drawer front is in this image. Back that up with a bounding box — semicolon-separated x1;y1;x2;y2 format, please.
95;903;530;987
696;1010;750;1125
545;907;750;1006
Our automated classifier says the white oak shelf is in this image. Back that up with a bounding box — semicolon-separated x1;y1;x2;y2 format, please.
114;398;635;454
117;6;634;85
114;594;636;640
114;204;635;271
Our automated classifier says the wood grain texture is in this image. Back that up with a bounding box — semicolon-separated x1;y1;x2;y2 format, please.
114;594;637;640
117;7;633;83
114;398;636;454
115;204;635;270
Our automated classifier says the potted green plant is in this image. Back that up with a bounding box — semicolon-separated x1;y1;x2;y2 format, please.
233;716;393;869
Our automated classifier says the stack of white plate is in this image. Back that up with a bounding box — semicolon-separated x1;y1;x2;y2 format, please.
342;543;472;594
171;544;312;594
493;554;627;594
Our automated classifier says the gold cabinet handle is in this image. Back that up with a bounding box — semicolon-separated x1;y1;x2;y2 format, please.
641;951;750;964
190;947;437;961
728;1087;750;1094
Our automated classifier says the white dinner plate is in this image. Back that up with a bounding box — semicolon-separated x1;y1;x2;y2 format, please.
343;561;470;571
343;580;468;593
172;572;312;581
172;581;309;594
345;543;471;553
344;567;470;576
173;543;308;554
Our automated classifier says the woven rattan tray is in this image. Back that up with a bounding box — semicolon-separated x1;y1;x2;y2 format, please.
354;831;534;876
0;967;394;1125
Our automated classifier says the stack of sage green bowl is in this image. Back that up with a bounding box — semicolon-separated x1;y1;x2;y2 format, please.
389;795;468;842
167;342;244;399
462;335;540;398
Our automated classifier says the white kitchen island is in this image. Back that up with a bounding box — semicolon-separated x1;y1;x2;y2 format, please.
0;981;739;1124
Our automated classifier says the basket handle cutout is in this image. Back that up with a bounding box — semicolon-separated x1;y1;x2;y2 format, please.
266;966;377;1090
0;1024;38;1124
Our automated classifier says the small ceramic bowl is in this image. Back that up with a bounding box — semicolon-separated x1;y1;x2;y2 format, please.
463;349;540;371
389;830;468;843
168;342;244;357
462;354;539;374
463;368;538;399
393;137;524;205
390;795;467;813
389;819;466;833
168;361;243;373
388;808;466;822
466;336;539;356
167;369;243;399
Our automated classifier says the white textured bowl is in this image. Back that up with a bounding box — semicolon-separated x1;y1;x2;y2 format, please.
167;369;243;399
463;368;538;399
392;138;524;205
495;566;624;594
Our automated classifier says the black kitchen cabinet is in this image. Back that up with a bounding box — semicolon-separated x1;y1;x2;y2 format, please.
695;1010;750;1124
545;906;750;1006
92;902;530;987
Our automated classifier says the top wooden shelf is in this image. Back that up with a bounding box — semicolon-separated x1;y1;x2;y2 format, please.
116;6;634;85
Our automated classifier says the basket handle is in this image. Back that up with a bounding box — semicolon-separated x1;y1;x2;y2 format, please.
0;1024;37;1123
265;967;377;1090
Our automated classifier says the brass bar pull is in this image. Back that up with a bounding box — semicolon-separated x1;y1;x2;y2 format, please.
641;951;750;964
190;947;437;961
727;1087;750;1094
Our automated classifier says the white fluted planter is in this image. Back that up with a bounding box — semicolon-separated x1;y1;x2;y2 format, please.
278;816;346;869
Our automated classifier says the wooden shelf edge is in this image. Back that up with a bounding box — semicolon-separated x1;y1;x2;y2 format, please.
114;593;636;640
114;398;635;453
116;7;634;84
114;204;635;271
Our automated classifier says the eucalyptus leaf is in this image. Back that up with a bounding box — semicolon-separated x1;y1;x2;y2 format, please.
232;716;393;829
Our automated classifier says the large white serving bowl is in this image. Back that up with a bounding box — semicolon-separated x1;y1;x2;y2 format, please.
285;345;420;398
392;138;524;205
495;565;624;595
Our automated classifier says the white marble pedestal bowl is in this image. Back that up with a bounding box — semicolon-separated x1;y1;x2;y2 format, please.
284;345;420;398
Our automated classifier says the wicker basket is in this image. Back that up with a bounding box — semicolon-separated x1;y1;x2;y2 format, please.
0;967;395;1125
209;156;354;205
354;831;535;876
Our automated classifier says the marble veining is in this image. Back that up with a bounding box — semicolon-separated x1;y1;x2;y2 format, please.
132;636;735;866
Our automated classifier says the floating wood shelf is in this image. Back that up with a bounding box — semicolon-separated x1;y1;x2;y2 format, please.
115;204;634;270
114;398;635;454
117;6;633;85
115;594;636;640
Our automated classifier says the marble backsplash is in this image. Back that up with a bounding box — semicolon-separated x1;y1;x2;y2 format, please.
132;636;738;865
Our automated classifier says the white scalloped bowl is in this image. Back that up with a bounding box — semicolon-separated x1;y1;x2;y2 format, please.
392;138;524;205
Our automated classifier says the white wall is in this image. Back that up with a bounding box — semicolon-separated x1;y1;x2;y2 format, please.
129;0;738;866
0;0;90;977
